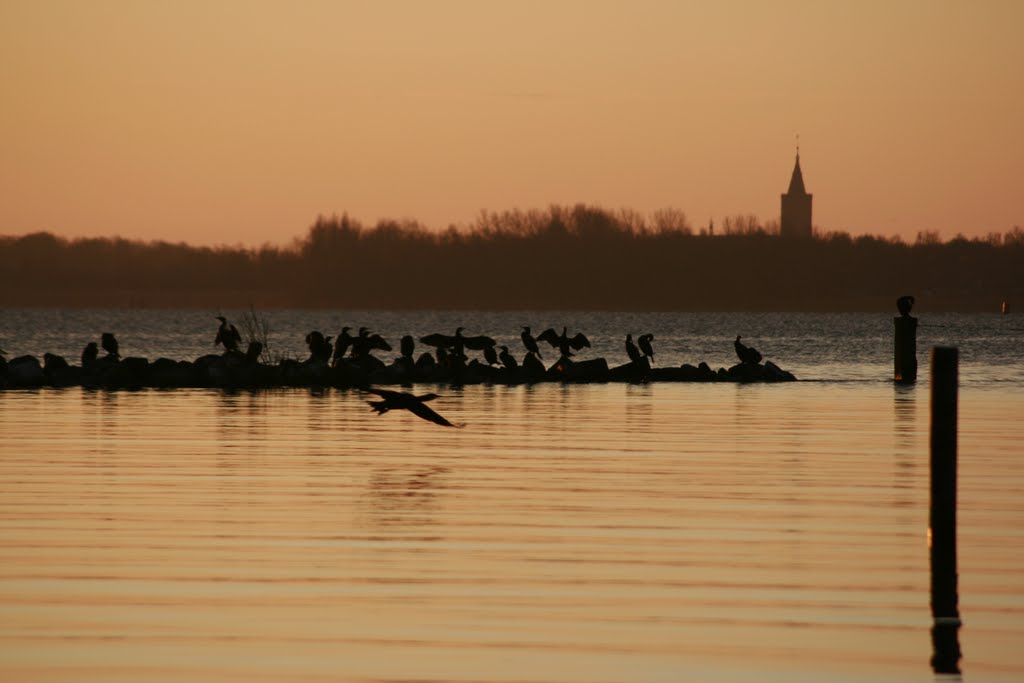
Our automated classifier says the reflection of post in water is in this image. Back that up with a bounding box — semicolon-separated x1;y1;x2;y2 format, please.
930;347;961;674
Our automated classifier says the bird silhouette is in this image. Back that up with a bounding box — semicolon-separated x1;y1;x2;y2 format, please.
483;344;498;366
352;328;392;358
897;295;915;317
400;335;415;360
81;342;98;367
244;341;263;364
456;327;497;351
305;330;333;363
498;345;518;370
419;331;455;349
625;334;642;364
537;326;590;357
101;333;120;359
214;316;242;352
521;326;542;358
638;333;655;364
734;335;763;365
364;388;460;427
332;327;354;365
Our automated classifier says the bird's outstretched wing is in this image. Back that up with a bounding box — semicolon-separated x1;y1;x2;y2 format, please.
536;328;560;347
407;400;459;427
462;334;496;350
364;387;402;400
419;333;455;348
368;334;392;352
362;388;461;427
569;332;591;350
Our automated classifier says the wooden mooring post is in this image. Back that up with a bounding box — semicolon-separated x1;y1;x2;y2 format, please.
894;315;918;383
930;346;961;674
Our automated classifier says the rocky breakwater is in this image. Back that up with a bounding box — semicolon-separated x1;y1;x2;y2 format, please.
0;350;796;390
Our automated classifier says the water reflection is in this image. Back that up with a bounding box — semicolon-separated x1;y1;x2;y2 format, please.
891;384;920;511
931;619;963;677
1;384;1021;681
362;466;448;528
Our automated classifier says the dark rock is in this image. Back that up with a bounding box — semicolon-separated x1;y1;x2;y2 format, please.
723;361;795;382
521;353;547;381
764;360;797;382
609;356;650;382
8;355;44;386
549;356;610;383
44;353;80;386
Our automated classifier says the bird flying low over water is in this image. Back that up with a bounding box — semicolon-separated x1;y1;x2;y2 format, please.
734;335;763;365
364;388;461;427
537;327;591;357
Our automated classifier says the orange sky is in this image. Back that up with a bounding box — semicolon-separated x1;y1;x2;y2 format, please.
2;0;1022;246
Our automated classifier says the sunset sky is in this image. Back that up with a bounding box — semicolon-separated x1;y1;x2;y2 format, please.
2;0;1022;246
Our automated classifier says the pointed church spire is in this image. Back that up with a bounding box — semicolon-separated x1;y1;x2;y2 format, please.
787;152;807;196
780;142;812;238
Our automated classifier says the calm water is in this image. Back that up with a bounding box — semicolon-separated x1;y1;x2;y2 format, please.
1;311;1023;682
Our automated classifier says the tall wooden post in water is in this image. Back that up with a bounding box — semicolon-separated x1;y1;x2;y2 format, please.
930;346;961;674
894;295;918;383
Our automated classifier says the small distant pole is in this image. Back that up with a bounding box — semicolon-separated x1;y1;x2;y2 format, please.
930;346;961;674
894;295;917;383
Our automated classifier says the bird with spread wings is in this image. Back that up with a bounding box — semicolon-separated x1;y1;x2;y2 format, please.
364;388;461;427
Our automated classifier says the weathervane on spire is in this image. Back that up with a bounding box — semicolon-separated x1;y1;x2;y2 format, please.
796;132;800;158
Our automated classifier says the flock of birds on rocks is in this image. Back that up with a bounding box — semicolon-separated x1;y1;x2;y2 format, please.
213;317;766;375
0;317;791;428
211;318;775;427
2;298;925;426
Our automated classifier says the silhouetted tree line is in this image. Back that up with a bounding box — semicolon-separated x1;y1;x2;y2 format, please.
2;206;1022;311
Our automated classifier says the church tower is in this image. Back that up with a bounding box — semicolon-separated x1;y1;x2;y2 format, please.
780;151;812;238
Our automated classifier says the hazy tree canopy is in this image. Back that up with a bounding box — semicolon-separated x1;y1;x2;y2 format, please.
1;208;1021;311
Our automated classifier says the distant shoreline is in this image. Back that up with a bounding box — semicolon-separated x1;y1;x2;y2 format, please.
3;208;1021;313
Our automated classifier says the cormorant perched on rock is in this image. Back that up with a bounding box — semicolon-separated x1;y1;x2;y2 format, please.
101;333;120;359
214;316;242;352
625;334;642;364
364;388;459;427
521;326;541;358
332;327;354;365
305;330;332;363
419;328;490;363
400;335;415;360
897;295;915;318
245;341;263;364
352;328;391;358
538;327;591;358
498;345;518;370
483;344;498;366
81;342;99;367
638;334;655;364
734;335;763;365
